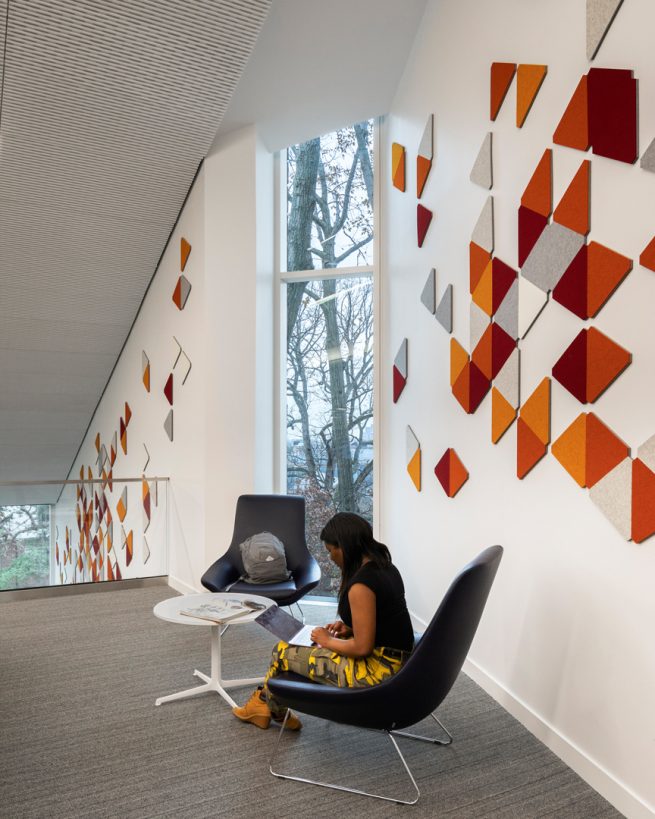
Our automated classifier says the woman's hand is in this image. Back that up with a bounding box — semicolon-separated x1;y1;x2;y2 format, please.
325;620;351;638
310;626;333;648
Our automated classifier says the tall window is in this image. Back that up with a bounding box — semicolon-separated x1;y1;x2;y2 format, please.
0;505;50;590
282;120;374;595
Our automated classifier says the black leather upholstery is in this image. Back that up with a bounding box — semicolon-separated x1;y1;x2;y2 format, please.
267;545;503;731
200;494;321;606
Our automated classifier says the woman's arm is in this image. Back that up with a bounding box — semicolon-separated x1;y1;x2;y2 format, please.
311;583;376;658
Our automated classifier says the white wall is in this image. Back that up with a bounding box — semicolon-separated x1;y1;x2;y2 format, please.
55;172;208;591
381;2;655;817
203;126;275;565
55;125;276;595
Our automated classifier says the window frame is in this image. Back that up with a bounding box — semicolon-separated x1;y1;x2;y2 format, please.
273;119;381;539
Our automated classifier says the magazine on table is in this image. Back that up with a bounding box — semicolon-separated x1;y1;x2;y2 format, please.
179;598;267;624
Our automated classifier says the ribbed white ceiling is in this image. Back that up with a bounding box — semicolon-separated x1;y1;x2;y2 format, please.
0;0;270;503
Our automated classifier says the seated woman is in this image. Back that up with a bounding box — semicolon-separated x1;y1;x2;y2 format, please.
233;512;414;730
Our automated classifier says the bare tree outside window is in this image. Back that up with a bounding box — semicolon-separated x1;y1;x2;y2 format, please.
0;505;50;590
285;121;374;595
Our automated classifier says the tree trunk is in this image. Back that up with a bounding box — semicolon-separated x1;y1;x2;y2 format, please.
287;139;320;342
320;280;356;512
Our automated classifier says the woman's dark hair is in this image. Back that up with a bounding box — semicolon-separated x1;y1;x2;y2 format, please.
320;512;392;595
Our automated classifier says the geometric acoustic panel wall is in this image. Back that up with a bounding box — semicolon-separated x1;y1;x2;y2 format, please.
516;64;547;128
517;378;550;479
472;256;516;317
393;339;408;403
406;426;421;492
471;196;494;253
470;241;492;294
471;322;516;382
587;0;624;60
490;62;516;121
392;143;406;192
452;358;490;415
521;148;552;218
450;338;469;387
417;114;433;198
639;236;655;272
552;412;629;488
417;204;433;248
553;242;632;319
434;448;469;497
470;132;493;189
181;237;192;272
142;351;151;392
421;268;436;314
435;284;453;334
521;222;586;294
553;159;591;236
172;275;192;310
589;453;655;544
554;68;638;164
552;327;631;403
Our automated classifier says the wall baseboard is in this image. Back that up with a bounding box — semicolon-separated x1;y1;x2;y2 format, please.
167;575;202;596
408;610;652;819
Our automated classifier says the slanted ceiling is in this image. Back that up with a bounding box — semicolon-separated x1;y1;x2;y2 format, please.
0;0;270;504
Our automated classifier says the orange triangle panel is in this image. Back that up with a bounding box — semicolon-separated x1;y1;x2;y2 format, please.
125;402;132;427
553;160;590;236
586;413;630;489
521;149;552;217
472;324;493;380
520;377;551;445
516;64;547;128
450;338;469;387
181;238;192;272
448;450;469;497
407;448;421;491
552;413;587;487
470;242;492;294
631;459;655;543
392;143;406;192
586;328;631;403
143;363;151;392
639;236;655;272
490;62;516;120
553;75;590;151
472;259;493;316
586;242;632;317
517;417;547;479
492;388;517;444
417;155;432;198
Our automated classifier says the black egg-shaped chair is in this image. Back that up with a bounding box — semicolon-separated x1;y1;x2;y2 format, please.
201;495;321;609
267;545;503;805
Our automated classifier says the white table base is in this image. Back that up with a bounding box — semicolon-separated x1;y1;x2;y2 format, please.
155;624;263;708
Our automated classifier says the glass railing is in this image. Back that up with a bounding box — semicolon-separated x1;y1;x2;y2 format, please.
0;477;168;591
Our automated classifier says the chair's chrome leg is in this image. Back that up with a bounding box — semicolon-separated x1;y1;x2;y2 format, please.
294;601;305;624
392;713;453;746
269;716;420;805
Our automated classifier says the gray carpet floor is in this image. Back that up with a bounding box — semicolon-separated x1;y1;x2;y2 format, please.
0;586;621;818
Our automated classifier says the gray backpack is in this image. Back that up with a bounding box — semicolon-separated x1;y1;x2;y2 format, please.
238;532;291;584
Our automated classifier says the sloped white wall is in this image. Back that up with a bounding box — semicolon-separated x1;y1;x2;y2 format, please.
54;125;275;594
380;1;655;816
55;172;208;591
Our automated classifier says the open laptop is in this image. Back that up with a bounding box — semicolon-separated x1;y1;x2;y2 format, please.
255;604;315;647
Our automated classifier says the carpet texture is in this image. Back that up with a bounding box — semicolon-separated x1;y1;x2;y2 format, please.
0;587;621;818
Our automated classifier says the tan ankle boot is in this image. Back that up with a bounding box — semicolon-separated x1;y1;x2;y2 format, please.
232;688;271;729
272;710;302;731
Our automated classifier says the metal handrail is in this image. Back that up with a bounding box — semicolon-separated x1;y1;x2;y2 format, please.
0;477;170;487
